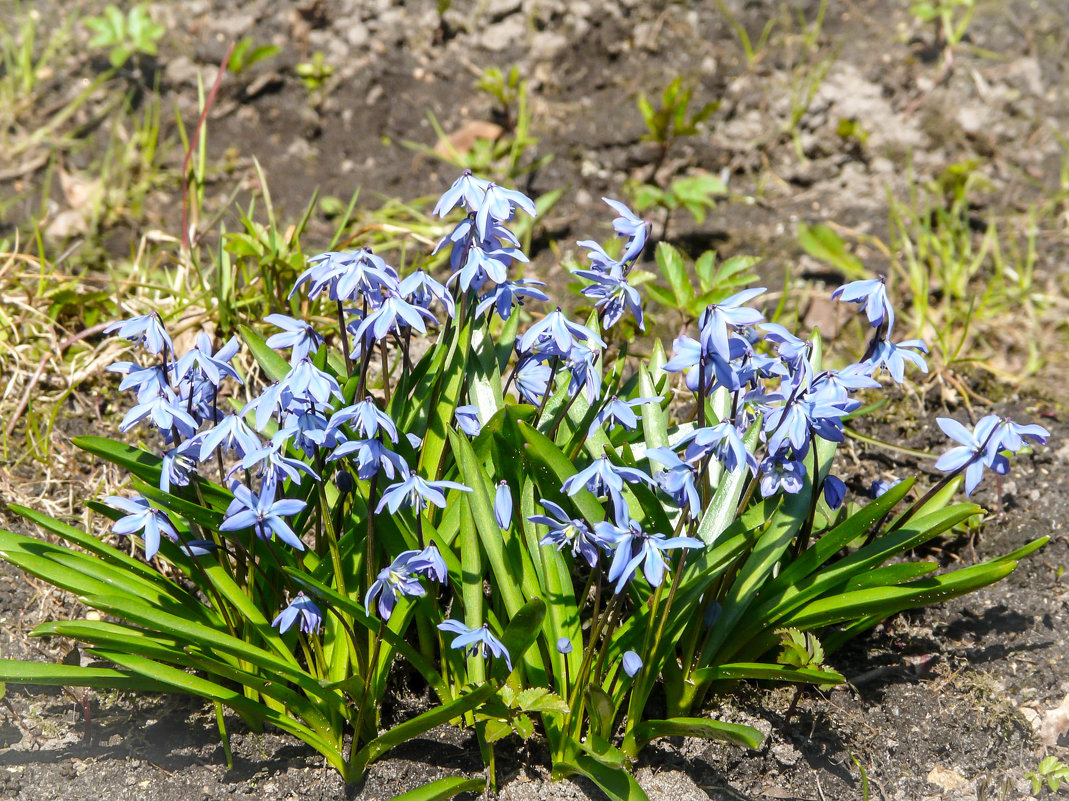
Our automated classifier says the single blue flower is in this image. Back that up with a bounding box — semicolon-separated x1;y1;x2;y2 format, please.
377;473;471;514
475;279;549;321
494;481;513;529
823;474;847;509
272;592;322;635
678;422;757;475
597;518;703;594
514;358;552;405
265;314;325;364
758;455;806;497
160;439;199;492
109;361;169;403
178;539;221;558
832;277;894;332
698;288;766;361
863;338;928;384
621;650;643;678
590;395;660;435
646;447;701;519
934;416;1007;495
352;291;438;343
106;495;179;560
519;308;606;358
530;499;610;568
221;479;307;550
174;332;241;388
279;358;343;410
105;312;173;356
433;170;492;217
405;545;448;583
197;413;262;462
869;477;901;498
602;198;650;263
365;551;427;620
327;399;399;443
573;269;644;331
566;343;603;404
398;268;456;319
577;239;623;275
557;637;573;655
562;456;653;512
330;438;407;480
438;619;512;672
473;182;537;240
454;405;483;437
120;388;199;439
242;435;321;484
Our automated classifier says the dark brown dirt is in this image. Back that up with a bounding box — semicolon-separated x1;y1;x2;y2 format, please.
2;0;1069;799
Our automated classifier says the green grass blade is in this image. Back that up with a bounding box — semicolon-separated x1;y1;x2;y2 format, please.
389;777;485;801
0;658;169;692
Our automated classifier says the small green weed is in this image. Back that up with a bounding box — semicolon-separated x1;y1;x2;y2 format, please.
85;4;165;69
1028;756;1069;795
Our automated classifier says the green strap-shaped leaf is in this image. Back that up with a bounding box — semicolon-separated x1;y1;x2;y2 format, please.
630;717;764;753
0;657;169;692
557;755;651;801
239;323;291;382
691;662;845;686
388;777;485;801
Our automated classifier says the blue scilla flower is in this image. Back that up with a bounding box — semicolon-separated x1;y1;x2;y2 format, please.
621;650;643;678
291;249;398;302
221;479;307;551
832;277;894;332
698;288;766;362
530;499;611;568
241;434;321;484
473;182;537;240
759;454;806;497
106;495;179;560
869;478;901;499
566;343;603;404
514;358;552;405
120;387;199;439
433;170;492;217
863;338;928;384
352;291;439;344
494;482;513;529
934;415;1023;496
475;279;549;321
398;268;456;319
589;395;661;435
989;416;1049;453
763;395;852;458
602;197;650;264
330;438;408;480
678;422;757;475
105;312;173;356
174;332;241;388
519;308;606;359
406;545;448;583
557;637;573;655
824;474;848;509
573;269;644;331
366;551;428;620
377;472;471;514
454;405;483;437
438;619;512;672
562;456;653;512
197;413;262;462
327;399;399;443
272;592;322;635
279;358;343;410
577;239;623;275
109;361;170;403
160;439;199;492
645;447;701;519
265;314;324;364
596;518;703;594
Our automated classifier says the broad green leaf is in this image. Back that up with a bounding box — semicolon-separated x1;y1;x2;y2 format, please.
389;777;485;801
630;717;763;753
796;222;866;279
239;323;291;381
0;657;168;692
558;755;651;801
655;242;692;307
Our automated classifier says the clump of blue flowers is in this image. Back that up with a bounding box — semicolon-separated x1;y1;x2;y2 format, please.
0;169;1050;797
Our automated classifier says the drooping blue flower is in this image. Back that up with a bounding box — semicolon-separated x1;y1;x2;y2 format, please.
863;338;928;384
589;395;661;435
678;422;757;475
475;279;549;321
109;361;170;403
438;619;512;672
291;249;398;302
352;291;438;343
869;478;901;498
330;438;407;480
832;277;894;332
621;650;643;678
989;417;1049;454
220;479;307;550
698;288;766;361
514;358;552;405
265;314;325;364
530;499;610;568
272;592;322;635
597;518;703;594
377;472;471;514
398;268;456;319
105;312;173;356
646;447;701;519
519;308;606;358
823;474;847;509
160;438;199;492
365;551;427;620
494;481;513;529
120;388;199;439
573;269;645;331
758;455;806;497
106;495;179;560
174;332;241;388
473;182;537;240
566;343;603;404
454;405;483;437
433;170;492;217
405;545;448;583
562;456;653;512
934;416;1007;495
327;399;399;443
197;413;262;462
577;239;623;275
178;540;221;558
557;637;573;655
279;358;343;410
602;197;650;263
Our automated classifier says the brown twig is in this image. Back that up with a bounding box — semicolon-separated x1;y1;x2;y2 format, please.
4;321;112;439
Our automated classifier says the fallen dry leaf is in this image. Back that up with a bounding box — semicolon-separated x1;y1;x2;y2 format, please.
926;765;968;792
434;120;504;158
1039;693;1069;746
